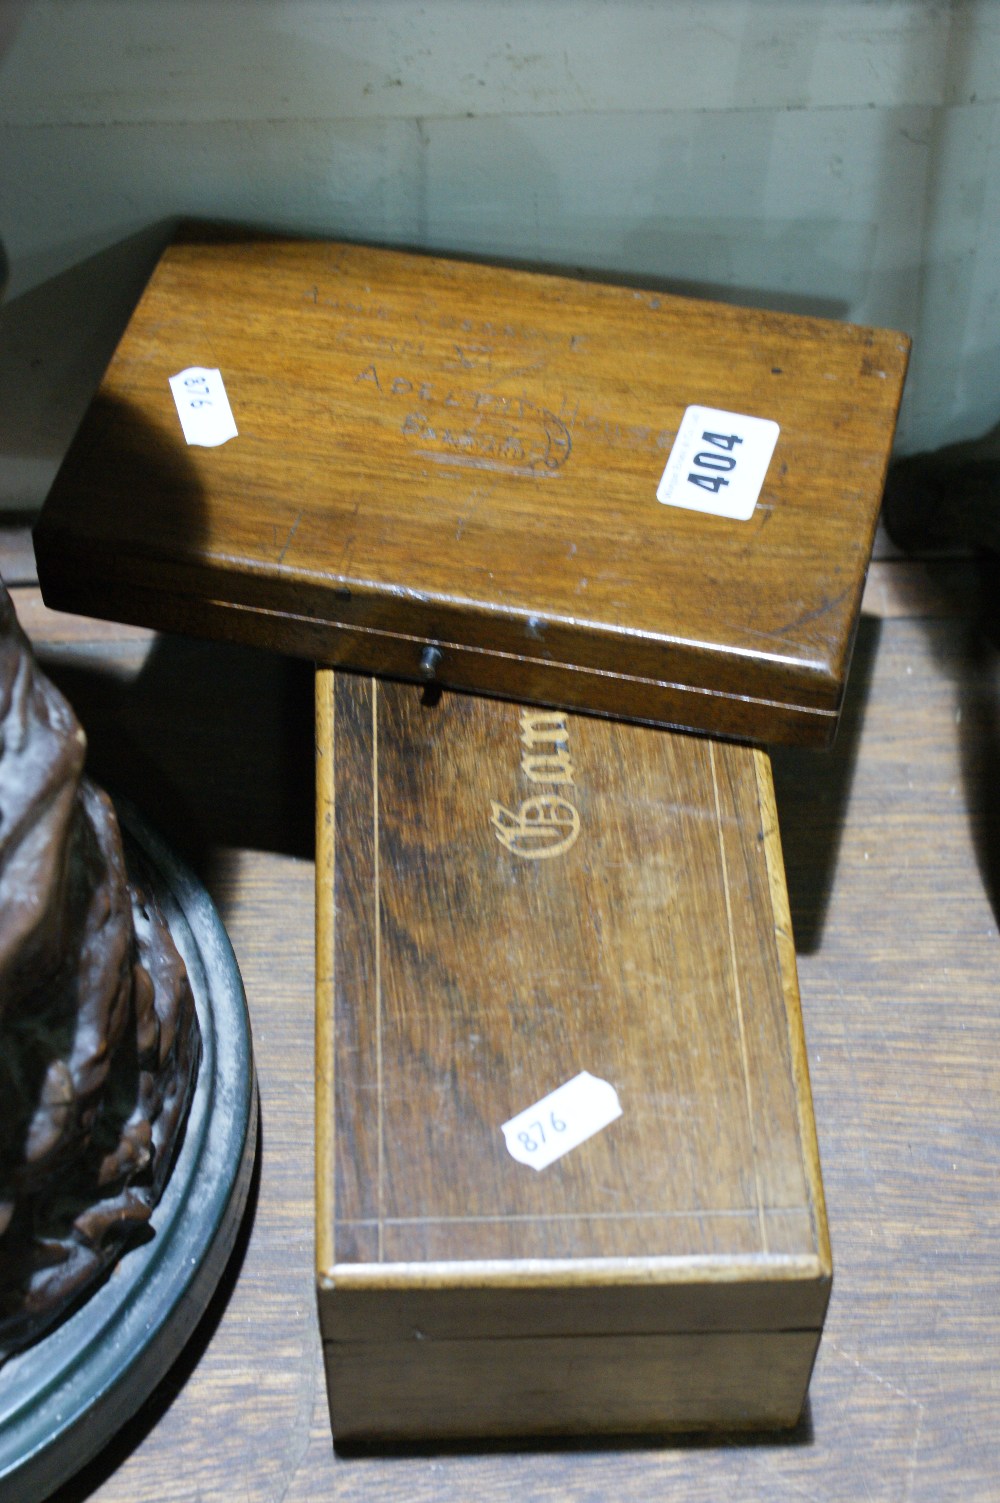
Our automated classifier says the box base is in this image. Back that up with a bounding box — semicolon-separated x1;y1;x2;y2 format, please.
325;1329;820;1442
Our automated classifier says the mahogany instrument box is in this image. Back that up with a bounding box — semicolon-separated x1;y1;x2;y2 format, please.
35;230;908;746
315;671;831;1441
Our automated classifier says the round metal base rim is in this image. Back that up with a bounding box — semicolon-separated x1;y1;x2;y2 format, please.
0;803;257;1503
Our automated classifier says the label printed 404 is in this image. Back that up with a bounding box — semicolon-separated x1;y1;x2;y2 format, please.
687;428;745;494
657;405;780;522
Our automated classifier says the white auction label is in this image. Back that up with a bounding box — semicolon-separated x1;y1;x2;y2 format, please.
656;404;779;521
501;1071;622;1171
168;367;238;447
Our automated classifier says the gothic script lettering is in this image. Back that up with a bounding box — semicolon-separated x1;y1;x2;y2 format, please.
490;710;581;859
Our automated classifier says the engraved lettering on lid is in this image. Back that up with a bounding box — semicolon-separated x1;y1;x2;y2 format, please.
519;710;575;786
490;796;581;860
490;709;581;860
355;363;571;476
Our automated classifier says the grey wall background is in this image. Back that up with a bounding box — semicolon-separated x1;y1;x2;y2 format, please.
2;0;999;513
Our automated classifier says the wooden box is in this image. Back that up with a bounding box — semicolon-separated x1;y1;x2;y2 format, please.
315;671;831;1441
36;231;907;746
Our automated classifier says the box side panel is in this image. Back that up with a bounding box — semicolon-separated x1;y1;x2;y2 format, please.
324;1328;821;1441
320;1266;831;1343
28;567;838;746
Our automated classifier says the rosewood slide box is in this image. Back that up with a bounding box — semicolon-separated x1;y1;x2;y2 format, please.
315;672;831;1440
35;231;908;746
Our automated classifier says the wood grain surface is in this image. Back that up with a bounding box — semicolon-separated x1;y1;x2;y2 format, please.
10;558;999;1501
33;233;908;745
318;677;825;1268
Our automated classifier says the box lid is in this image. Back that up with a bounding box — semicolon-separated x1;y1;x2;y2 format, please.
35;232;908;746
315;673;831;1342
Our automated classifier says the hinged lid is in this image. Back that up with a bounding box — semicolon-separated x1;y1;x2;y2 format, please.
35;232;908;745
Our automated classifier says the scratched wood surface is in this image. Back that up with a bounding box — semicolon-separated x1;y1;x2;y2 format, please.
314;672;829;1437
7;556;999;1501
33;233;908;746
318;676;825;1268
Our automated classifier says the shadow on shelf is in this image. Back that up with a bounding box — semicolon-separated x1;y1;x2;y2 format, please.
770;614;881;955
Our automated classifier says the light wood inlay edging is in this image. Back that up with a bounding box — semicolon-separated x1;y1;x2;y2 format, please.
752;749;832;1279
314;671;337;1279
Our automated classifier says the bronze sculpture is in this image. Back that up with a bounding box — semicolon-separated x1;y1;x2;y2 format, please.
0;582;201;1360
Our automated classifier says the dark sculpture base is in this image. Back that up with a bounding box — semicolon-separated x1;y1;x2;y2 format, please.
0;803;257;1503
